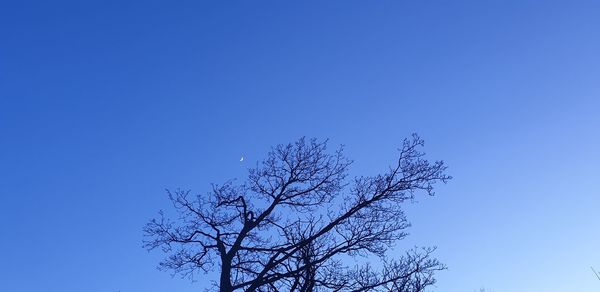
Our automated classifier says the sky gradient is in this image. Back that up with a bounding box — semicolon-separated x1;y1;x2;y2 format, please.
1;1;599;291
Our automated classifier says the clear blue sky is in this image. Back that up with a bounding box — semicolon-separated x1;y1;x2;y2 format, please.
1;1;599;291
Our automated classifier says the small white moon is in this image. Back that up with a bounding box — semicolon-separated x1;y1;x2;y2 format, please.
240;156;244;162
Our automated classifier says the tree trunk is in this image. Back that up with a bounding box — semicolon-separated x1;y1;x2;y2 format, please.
220;260;233;292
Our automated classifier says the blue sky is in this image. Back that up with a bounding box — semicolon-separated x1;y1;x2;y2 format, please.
1;1;599;291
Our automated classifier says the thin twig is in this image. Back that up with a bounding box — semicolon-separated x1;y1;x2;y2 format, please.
591;267;600;281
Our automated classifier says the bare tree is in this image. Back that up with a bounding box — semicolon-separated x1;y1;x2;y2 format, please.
144;135;451;292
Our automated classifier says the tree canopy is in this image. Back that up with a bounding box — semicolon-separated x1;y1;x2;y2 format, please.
144;135;450;292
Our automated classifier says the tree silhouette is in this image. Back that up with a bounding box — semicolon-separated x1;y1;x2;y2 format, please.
144;135;450;291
